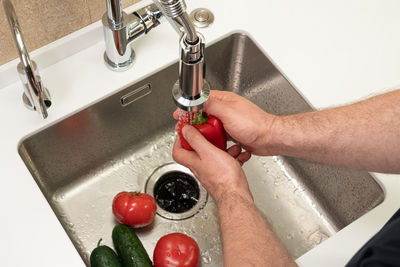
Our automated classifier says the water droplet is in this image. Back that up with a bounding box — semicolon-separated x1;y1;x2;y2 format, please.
286;233;294;240
201;252;212;264
307;230;329;245
272;175;286;186
201;213;209;220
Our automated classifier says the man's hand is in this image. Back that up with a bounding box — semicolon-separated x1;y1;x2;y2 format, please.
172;125;296;267
172;124;252;204
174;90;278;156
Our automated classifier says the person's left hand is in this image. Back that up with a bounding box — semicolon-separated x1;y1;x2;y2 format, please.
172;125;253;204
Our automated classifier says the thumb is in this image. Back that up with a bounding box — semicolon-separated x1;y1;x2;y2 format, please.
202;91;230;118
182;125;218;155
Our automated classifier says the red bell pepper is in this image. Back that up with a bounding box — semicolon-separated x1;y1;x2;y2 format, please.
178;112;227;151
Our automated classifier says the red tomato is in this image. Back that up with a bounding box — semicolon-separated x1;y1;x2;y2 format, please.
112;192;157;228
153;233;200;267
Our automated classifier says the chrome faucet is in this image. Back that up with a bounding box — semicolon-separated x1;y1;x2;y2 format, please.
102;2;162;71
2;0;51;119
103;0;209;112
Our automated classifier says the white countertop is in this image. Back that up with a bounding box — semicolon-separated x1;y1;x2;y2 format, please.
1;0;400;266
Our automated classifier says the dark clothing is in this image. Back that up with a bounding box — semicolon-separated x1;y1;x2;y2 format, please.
346;208;400;267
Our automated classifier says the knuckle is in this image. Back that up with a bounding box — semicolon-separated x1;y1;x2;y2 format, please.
172;149;181;163
183;126;196;142
172;150;177;160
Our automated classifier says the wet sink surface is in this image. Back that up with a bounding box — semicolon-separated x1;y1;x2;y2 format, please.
18;32;384;265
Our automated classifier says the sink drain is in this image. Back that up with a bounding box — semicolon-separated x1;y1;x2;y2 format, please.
145;163;208;220
154;171;200;213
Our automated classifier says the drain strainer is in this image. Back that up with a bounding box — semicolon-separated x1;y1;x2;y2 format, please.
145;163;208;220
153;171;200;213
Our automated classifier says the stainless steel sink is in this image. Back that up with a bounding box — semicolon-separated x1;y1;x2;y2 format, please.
18;32;384;266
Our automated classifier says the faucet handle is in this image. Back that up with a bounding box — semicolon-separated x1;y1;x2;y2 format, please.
134;4;163;33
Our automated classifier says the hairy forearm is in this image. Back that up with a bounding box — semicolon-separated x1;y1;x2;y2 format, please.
216;191;296;267
270;89;400;173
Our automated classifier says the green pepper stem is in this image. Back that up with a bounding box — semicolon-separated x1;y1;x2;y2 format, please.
192;112;209;125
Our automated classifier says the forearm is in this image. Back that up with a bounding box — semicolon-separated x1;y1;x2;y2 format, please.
216;191;296;267
267;89;400;173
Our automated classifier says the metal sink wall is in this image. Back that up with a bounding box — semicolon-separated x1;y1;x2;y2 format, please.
18;32;384;265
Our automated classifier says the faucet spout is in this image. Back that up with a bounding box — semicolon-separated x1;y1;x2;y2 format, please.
2;0;51;119
172;33;210;112
154;0;209;111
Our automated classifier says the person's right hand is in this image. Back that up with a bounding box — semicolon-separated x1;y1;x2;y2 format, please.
172;125;253;204
174;90;278;156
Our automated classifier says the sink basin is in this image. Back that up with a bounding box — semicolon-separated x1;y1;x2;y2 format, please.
18;32;384;265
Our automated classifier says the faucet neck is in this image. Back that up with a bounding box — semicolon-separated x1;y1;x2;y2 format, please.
106;0;123;27
152;0;198;43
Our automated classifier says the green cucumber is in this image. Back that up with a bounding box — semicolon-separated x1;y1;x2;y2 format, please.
90;239;122;267
112;224;152;267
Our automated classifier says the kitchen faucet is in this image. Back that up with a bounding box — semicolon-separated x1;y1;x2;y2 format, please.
103;0;210;112
2;0;51;119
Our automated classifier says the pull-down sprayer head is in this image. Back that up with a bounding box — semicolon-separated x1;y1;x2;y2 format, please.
155;0;210;112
